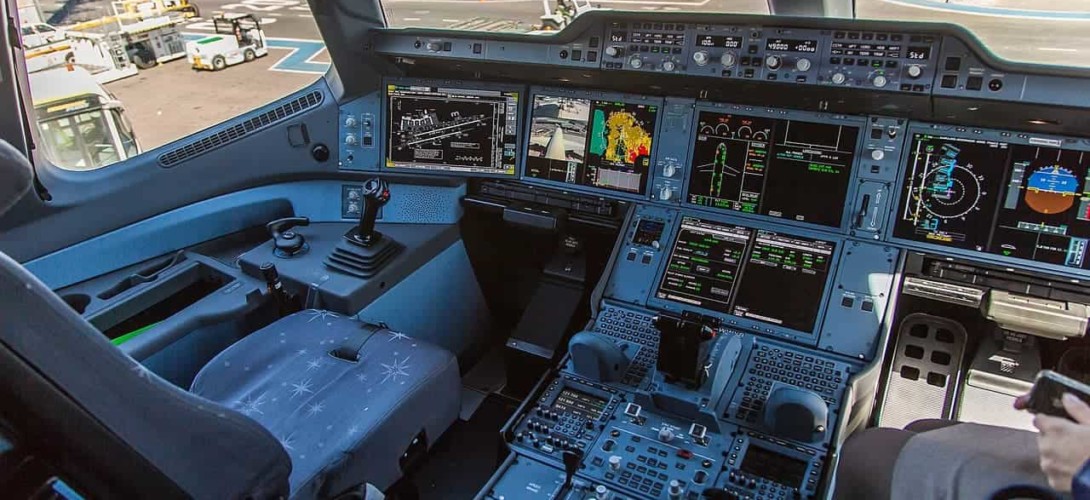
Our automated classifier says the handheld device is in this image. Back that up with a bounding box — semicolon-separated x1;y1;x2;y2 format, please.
1026;370;1090;420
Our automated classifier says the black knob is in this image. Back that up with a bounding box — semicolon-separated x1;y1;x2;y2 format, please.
311;143;330;162
354;178;391;247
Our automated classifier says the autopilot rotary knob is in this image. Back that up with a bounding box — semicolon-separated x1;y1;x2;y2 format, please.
872;74;889;88
659;186;674;201
668;480;683;499
693;50;709;66
595;485;610;500
662;162;678;178
345;134;358;146
629;56;644;69
662;60;677;72
795;58;812;72
720;52;737;68
906;64;923;79
765;54;782;70
605;46;622;58
658;427;675;443
831;72;846;85
344;116;358;128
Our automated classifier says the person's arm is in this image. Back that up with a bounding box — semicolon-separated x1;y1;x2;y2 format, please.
1030;394;1090;493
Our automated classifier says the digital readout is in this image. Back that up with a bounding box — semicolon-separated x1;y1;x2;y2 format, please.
697;34;743;49
765;38;818;53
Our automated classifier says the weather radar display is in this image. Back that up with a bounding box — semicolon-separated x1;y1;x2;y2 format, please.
525;93;658;195
385;83;519;175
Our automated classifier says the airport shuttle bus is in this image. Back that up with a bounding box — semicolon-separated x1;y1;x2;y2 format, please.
3;0;1090;499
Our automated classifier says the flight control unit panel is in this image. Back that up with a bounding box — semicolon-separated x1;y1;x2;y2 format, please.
329;11;1090;500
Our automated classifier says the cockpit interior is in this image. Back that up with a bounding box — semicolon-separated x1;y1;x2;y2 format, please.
3;0;1090;498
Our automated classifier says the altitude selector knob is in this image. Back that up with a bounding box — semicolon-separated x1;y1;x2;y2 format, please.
659;186;674;201
693;51;709;66
658;428;675;443
605;46;622;58
906;64;923;79
662;163;677;178
720;52;737;68
873;74;888;88
630;56;644;69
795;57;812;72
662;60;677;72
831;72;846;85
765;55;782;70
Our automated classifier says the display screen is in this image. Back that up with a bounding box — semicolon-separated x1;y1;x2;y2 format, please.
553;388;609;420
633;218;666;246
687;111;860;227
655;217;835;333
731;230;835;332
525;94;658;195
894;132;1090;270
906;46;931;60
385;83;519;175
697;35;743;48
765;38;818;53
740;446;809;488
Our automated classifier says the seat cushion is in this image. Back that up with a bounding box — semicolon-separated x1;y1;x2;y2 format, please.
191;309;461;498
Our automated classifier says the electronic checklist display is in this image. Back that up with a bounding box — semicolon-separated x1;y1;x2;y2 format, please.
384;80;521;176
524;89;661;196
654;216;836;334
892;127;1090;272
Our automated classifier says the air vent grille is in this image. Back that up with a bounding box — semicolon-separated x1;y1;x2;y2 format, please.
158;90;324;167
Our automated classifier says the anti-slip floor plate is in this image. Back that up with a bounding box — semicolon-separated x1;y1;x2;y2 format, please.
878;313;968;430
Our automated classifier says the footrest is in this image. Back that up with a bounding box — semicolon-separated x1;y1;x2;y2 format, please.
878;313;967;429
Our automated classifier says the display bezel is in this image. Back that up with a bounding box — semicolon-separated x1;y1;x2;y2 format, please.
679;102;867;234
381;77;525;178
520;86;666;201
884;122;1090;280
644;210;843;346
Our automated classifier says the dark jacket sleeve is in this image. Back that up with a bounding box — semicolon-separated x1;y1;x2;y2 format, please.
1074;458;1090;500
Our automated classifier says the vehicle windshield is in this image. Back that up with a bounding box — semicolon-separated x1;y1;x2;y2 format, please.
36;109;121;171
381;0;1089;67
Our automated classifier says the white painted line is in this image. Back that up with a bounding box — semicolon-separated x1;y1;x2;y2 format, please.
403;17;423;21
297;14;311;17
413;10;431;14
1038;47;1078;52
591;0;709;5
442;18;461;22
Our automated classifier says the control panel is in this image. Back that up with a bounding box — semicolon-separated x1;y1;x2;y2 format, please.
510;374;624;461
821;30;938;92
716;431;826;499
603;21;690;73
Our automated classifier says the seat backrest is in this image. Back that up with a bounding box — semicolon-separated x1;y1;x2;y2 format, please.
0;140;291;498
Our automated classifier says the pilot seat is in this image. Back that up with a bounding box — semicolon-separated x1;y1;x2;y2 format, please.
0;139;461;498
192;309;461;497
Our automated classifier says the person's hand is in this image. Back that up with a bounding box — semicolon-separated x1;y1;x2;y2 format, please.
1033;393;1090;492
1015;392;1030;410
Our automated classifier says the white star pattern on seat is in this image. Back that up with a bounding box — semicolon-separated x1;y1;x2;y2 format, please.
306;401;325;417
236;392;268;416
305;310;340;323
290;379;314;398
388;331;410;342
306;357;324;371
279;434;295;451
347;425;360;436
380;356;411;384
356;373;368;383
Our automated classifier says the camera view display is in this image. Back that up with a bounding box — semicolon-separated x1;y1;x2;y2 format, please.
525;94;658;195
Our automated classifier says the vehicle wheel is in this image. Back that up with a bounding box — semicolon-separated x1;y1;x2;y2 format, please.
212;56;227;70
244;49;256;62
132;53;156;70
184;4;200;17
64;52;76;65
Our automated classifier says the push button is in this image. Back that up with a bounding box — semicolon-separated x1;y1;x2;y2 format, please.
841;296;855;308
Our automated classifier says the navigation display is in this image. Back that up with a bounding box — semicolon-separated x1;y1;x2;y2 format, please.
385;82;520;175
894;132;1090;270
525;93;658;195
687;111;860;227
655;217;836;333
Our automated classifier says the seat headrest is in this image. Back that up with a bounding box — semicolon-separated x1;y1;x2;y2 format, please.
0;140;32;218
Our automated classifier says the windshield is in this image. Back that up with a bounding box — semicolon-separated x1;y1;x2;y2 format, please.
382;0;1089;67
36;109;121;171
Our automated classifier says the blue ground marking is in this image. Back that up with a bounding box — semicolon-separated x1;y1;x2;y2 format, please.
182;34;330;74
886;0;1090;20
